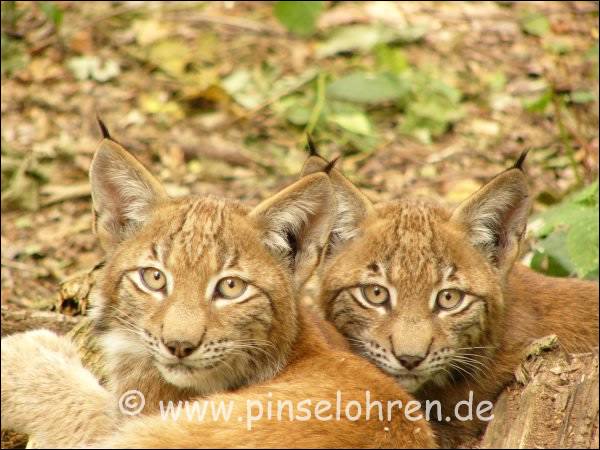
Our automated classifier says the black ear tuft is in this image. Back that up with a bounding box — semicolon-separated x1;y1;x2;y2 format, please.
513;150;529;171
96;115;112;140
306;134;319;156
323;156;339;174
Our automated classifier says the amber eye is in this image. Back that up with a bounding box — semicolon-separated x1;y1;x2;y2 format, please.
140;268;167;291
436;289;464;310
361;284;390;306
216;277;247;300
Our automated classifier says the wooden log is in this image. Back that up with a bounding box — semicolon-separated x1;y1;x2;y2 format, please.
480;336;599;448
0;308;82;337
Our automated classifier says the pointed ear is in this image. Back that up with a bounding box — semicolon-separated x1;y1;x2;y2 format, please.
301;155;375;260
90;139;167;250
250;173;334;288
450;168;530;274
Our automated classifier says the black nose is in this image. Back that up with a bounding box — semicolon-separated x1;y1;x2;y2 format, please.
164;340;198;359
397;354;425;370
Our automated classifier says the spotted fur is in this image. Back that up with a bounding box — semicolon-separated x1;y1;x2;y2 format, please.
302;153;599;446
1;138;436;448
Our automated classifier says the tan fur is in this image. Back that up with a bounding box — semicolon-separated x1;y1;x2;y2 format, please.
99;311;435;448
1;138;435;448
1;330;117;447
303;155;599;447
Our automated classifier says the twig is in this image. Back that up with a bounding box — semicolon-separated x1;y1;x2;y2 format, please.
84;2;149;27
164;12;287;36
305;72;327;135
1;307;82;336
40;183;91;207
0;258;49;277
552;95;583;186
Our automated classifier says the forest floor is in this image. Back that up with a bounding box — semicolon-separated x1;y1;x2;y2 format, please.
0;2;598;446
2;0;598;318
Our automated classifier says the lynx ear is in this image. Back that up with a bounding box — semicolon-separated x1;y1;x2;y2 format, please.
450;166;530;274
250;173;334;288
90;139;167;250
301;152;374;260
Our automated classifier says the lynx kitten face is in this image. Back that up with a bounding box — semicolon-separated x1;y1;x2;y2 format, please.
89;136;333;395
303;154;530;393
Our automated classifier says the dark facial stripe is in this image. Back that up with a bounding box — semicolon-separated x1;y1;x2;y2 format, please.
125;275;150;297
331;305;355;322
349;292;372;311
449;298;484;317
339;316;369;331
236;310;271;330
367;262;380;274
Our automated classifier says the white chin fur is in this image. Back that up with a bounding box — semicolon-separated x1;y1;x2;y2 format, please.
156;362;232;394
156;364;202;388
395;376;425;394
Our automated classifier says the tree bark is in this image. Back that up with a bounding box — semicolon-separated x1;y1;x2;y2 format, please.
480;337;599;448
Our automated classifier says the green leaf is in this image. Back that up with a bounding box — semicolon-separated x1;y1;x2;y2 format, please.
224;67;317;110
544;37;573;55
0;32;28;76
327;72;409;104
375;45;409;74
530;248;572;278
1;1;25;29
485;71;507;92
274;1;324;37
569;90;596;104
523;89;553;113
572;179;599;206
529;181;599;279
147;39;192;78
530;181;599;238
529;202;587;238
532;230;575;276
316;24;426;58
566;209;599;278
327;103;373;136
222;69;262;109
586;42;599;61
520;12;550;37
285;105;312;126
39;2;63;27
399;81;464;142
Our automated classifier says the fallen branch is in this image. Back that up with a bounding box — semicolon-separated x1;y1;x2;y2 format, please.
480;337;599;448
0;308;82;337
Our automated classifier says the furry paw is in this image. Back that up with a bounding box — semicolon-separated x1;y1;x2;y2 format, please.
1;329;115;447
1;329;84;432
2;328;79;360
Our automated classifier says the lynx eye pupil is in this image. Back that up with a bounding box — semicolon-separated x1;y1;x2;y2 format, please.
216;276;248;300
140;267;167;292
360;284;390;306
436;288;465;310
